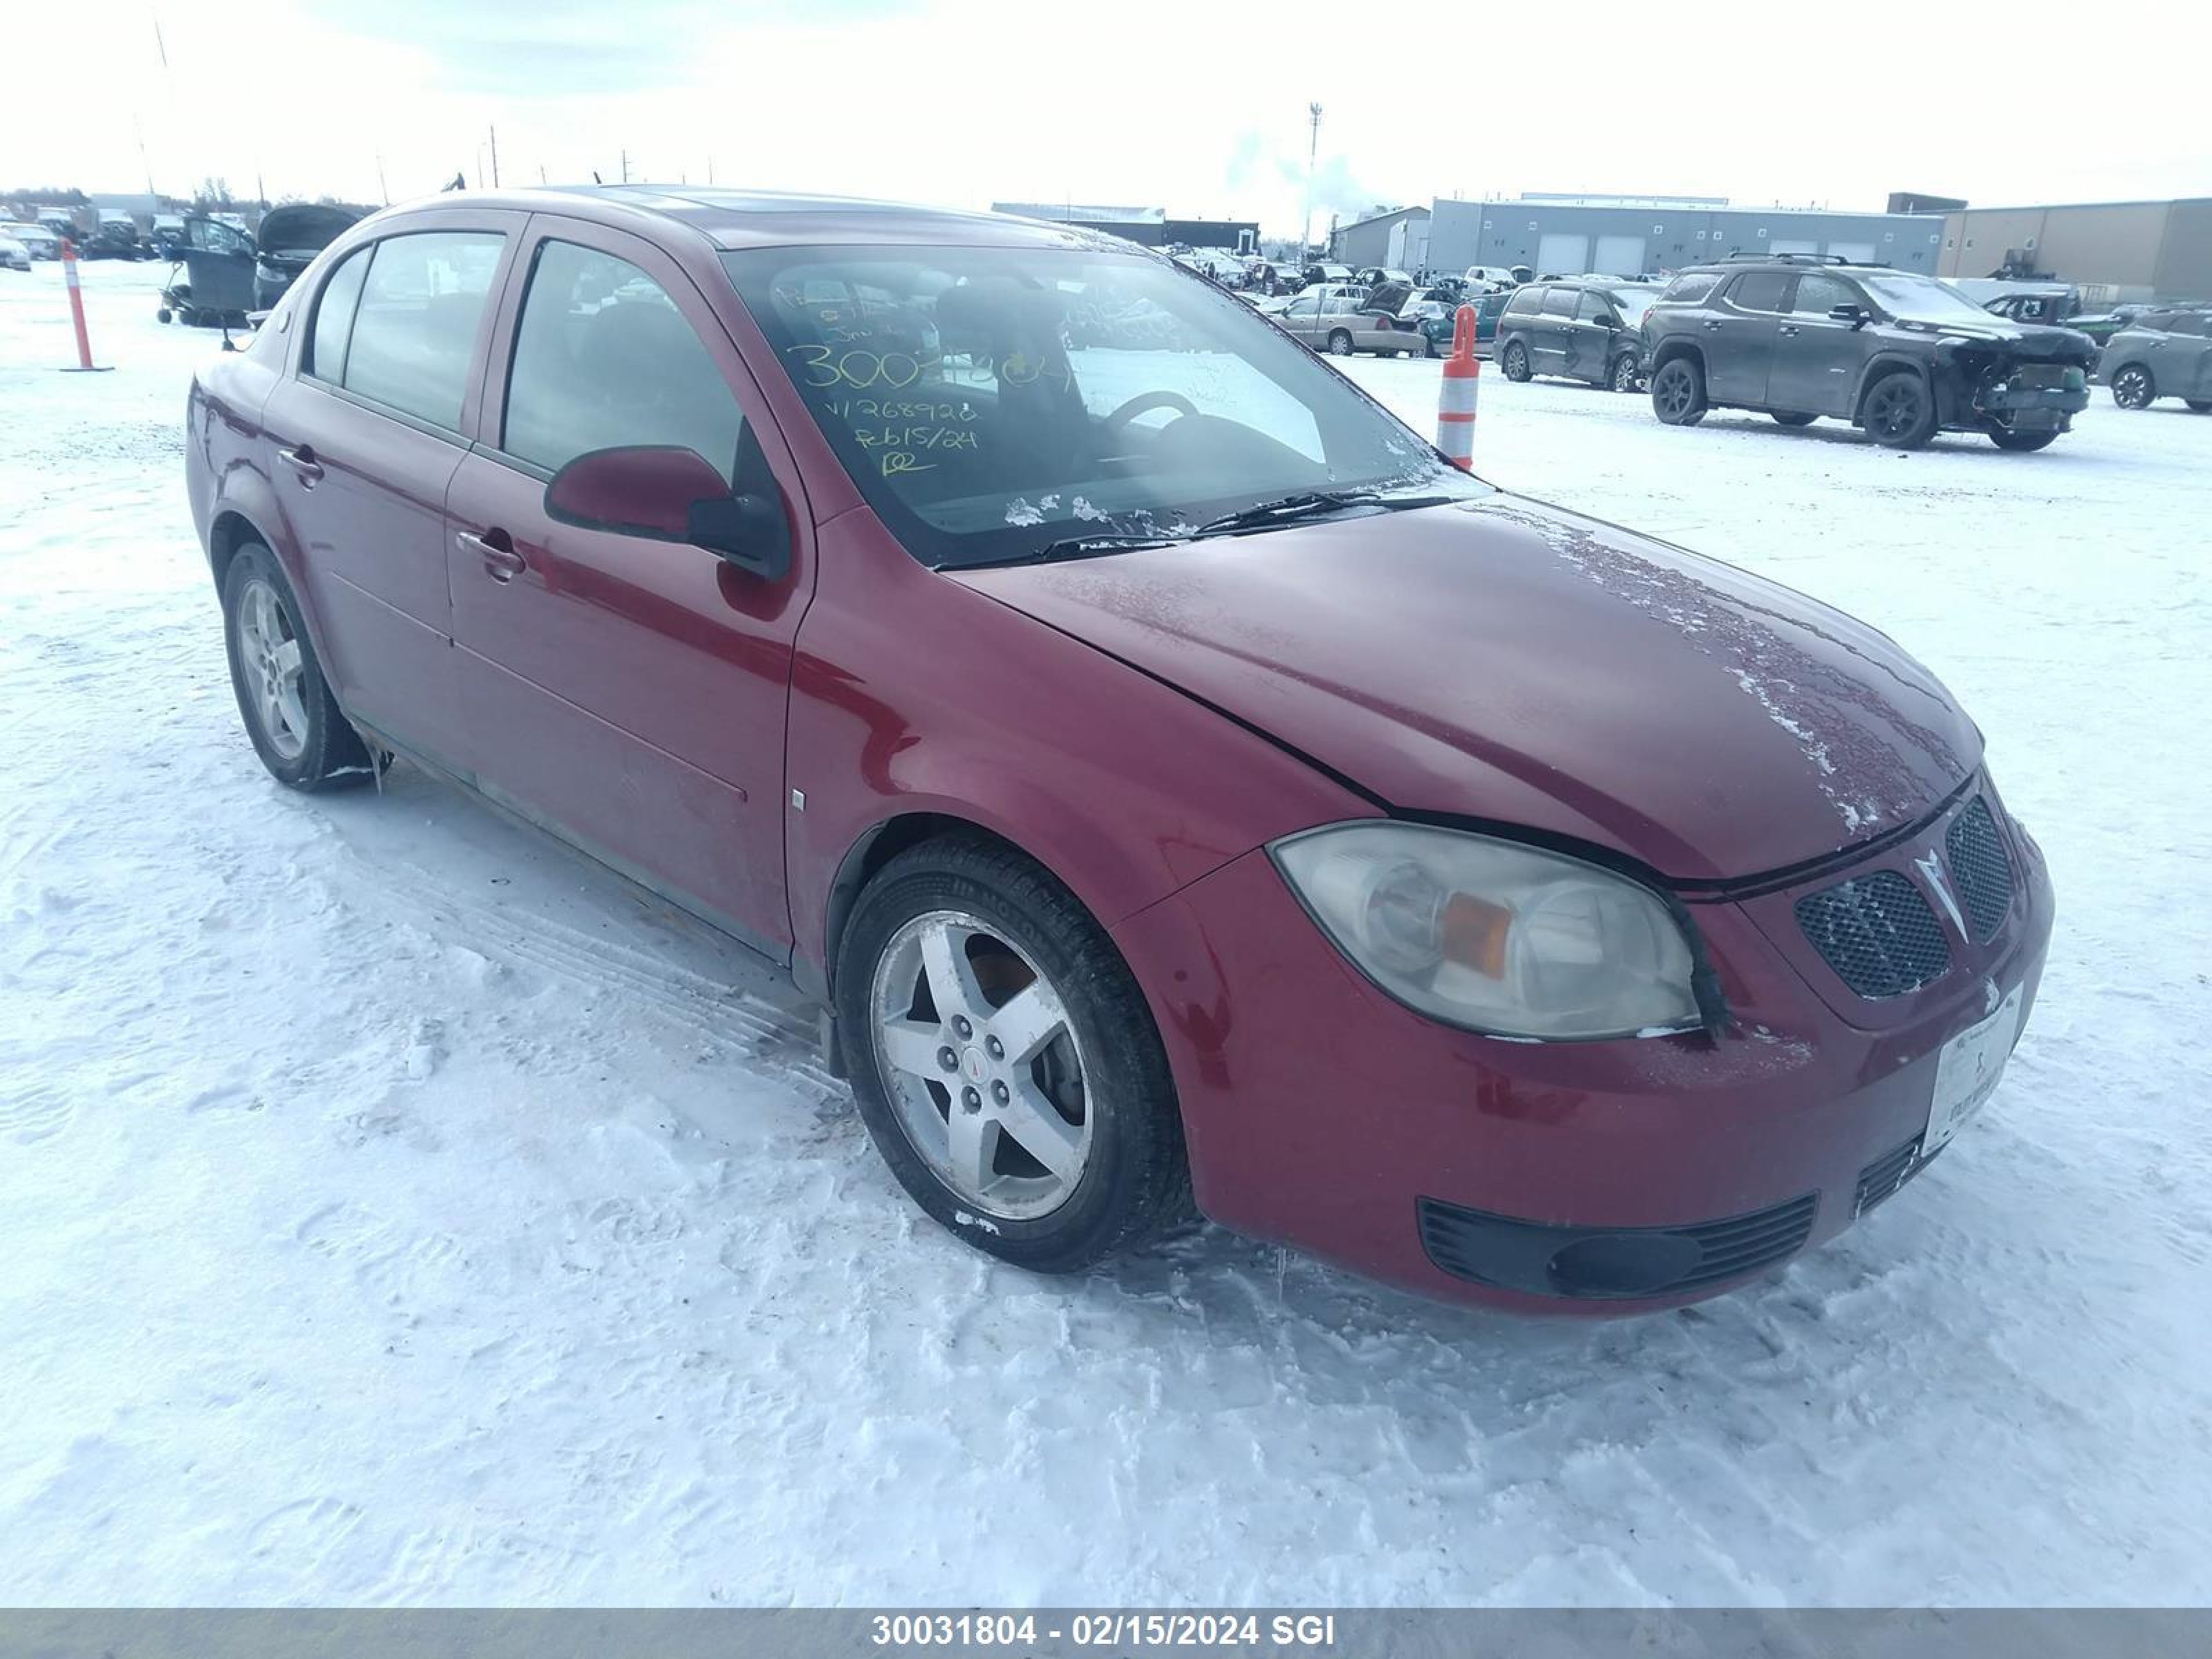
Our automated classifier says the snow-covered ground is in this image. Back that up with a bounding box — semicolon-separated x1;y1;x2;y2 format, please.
4;261;2210;1607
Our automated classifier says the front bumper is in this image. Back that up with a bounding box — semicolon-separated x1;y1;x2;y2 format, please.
1111;787;2054;1315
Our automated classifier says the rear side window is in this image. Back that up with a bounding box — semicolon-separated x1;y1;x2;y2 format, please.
307;245;371;381
2164;314;2207;337
1660;272;1719;304
1503;288;1543;315
1541;288;1578;318
503;239;744;478
341;232;505;430
1729;271;1791;313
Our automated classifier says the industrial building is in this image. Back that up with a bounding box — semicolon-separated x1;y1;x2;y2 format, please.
1329;205;1430;272
1426;194;1946;280
1936;198;2212;303
990;202;1259;253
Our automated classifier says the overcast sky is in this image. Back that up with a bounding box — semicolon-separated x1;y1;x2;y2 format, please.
15;0;2211;234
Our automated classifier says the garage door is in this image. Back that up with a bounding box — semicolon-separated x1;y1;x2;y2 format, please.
1593;235;1647;276
1770;239;1819;255
1536;233;1589;276
1826;242;1876;264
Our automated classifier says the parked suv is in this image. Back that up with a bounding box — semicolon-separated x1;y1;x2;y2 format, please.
184;187;2050;1316
1494;278;1663;392
2095;308;2212;412
1641;255;2097;451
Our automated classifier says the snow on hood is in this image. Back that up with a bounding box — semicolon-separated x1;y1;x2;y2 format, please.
950;496;1980;881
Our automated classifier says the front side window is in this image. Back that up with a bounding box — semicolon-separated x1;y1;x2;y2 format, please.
308;245;372;381
722;245;1477;569
1791;273;1859;317
1284;296;1319;318
1728;272;1790;313
503;240;745;478
341;232;505;430
1574;292;1612;323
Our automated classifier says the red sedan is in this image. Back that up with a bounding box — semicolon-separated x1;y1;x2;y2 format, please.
185;188;2053;1313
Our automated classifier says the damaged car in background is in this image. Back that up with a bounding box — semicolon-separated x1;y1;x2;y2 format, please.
1642;254;2097;451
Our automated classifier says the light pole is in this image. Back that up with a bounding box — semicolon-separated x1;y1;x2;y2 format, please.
1300;102;1322;261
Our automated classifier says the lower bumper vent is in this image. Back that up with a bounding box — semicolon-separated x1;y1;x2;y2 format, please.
1417;1192;1819;1301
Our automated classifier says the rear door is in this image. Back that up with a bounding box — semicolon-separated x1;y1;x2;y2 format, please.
1768;270;1866;416
1705;269;1790;404
1531;286;1580;373
258;218;520;759
2164;312;2212;400
442;217;814;956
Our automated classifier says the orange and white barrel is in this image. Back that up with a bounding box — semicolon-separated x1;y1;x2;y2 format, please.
1435;303;1479;470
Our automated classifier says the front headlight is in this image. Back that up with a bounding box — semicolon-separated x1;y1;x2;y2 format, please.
1271;823;1703;1041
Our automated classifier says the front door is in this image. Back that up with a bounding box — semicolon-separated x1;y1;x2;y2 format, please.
1705;270;1789;404
1564;290;1615;380
259;222;517;760
1530;286;1577;374
1768;271;1868;417
442;221;813;957
1277;294;1321;345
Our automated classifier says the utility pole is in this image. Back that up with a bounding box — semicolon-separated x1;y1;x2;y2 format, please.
376;152;389;205
1300;102;1322;260
620;148;630;185
488;125;499;188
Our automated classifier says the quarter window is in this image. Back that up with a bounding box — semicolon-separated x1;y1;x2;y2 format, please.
1660;272;1719;304
1541;288;1577;317
503;239;745;478
340;232;505;430
308;245;371;381
1503;288;1543;315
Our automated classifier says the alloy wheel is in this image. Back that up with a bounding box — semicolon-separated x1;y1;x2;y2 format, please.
2112;367;2153;410
1611;355;1638;393
1654;363;1694;419
237;577;308;761
1867;380;1924;440
869;910;1092;1221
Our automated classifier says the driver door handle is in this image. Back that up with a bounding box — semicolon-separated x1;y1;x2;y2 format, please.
456;527;526;581
1779;324;1801;336
1701;319;1723;331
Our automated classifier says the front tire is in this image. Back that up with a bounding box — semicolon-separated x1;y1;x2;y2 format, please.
1650;356;1707;424
1327;329;1354;357
1608;353;1640;393
1989;427;2061;452
1862;371;1938;449
836;837;1193;1274
221;542;375;790
2111;364;2156;409
1501;339;1532;382
1772;411;1817;427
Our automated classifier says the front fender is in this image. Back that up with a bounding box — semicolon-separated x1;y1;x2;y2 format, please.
785;510;1371;992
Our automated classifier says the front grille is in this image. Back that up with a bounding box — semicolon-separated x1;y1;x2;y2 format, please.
1854;1136;1927;1216
1945;797;2014;941
1416;1192;1819;1300
1795;870;1951;999
2009;364;2074;391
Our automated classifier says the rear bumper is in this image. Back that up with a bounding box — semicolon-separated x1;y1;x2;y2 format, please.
1112;793;2054;1315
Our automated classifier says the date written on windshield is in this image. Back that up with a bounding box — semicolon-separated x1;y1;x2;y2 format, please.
870;1612;1340;1648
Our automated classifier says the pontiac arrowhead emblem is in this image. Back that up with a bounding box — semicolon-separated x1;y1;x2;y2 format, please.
1915;847;1969;940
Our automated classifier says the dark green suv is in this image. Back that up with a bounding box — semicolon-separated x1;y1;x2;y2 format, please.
1640;254;2097;452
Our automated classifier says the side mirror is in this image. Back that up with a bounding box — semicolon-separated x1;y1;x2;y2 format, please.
1829;303;1871;328
545;445;790;581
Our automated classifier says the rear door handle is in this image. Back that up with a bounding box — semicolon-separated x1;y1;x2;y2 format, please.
1779;324;1801;337
456;528;526;581
276;445;324;486
1701;319;1723;331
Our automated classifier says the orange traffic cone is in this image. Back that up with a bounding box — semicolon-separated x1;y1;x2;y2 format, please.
1436;303;1479;470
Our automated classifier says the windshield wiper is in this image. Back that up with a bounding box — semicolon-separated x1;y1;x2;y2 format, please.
1190;488;1452;540
961;533;1185;570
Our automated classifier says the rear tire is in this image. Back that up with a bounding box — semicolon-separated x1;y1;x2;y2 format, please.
2110;364;2155;409
1501;339;1532;382
1772;411;1817;427
221;542;377;791
1650;356;1707;425
835;836;1194;1275
1989;427;2061;452
1862;371;1938;449
1608;353;1640;393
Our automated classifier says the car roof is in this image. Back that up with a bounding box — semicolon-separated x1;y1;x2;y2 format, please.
372;185;1145;254
1678;257;1897;276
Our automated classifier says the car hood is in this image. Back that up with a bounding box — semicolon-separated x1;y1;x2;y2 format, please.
949;496;1980;882
1894;317;2098;359
256;204;359;259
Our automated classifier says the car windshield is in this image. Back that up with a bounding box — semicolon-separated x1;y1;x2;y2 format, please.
1609;286;1663;325
722;245;1480;568
1859;275;1999;324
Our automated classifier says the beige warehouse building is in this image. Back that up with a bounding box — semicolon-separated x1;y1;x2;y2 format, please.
1937;198;2212;303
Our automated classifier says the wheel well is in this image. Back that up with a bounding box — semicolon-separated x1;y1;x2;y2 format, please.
1853;360;1929;420
1649;340;1700;374
207;509;261;592
813;812;1035;999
